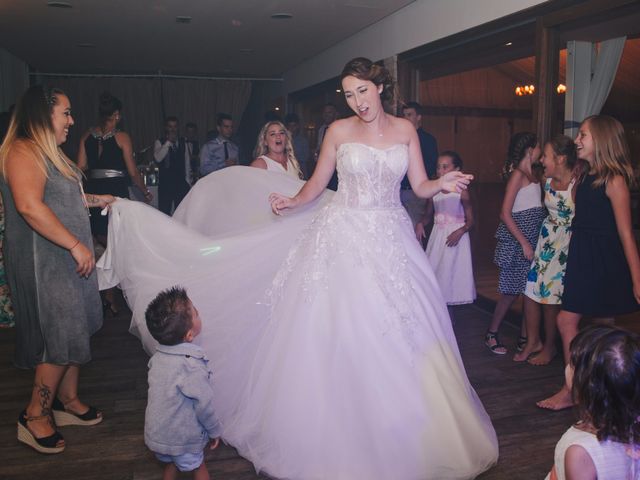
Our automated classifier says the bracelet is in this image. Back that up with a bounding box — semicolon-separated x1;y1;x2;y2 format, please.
69;239;80;251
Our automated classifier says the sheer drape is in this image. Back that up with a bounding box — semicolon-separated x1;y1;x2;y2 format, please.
48;76;251;164
161;78;251;135
583;37;626;118
564;37;626;136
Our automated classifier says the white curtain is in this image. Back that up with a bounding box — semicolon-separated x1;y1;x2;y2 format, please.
565;37;626;136
39;76;251;164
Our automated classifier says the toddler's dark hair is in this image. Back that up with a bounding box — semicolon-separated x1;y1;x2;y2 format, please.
570;325;640;443
145;286;193;345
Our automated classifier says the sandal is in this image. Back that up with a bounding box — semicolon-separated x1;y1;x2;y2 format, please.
17;410;65;454
484;331;507;355
516;335;528;352
52;397;103;427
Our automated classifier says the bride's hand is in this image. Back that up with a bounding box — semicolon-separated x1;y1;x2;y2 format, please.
440;171;473;193
269;193;298;215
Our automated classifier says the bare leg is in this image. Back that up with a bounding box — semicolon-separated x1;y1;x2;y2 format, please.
486;294;519;354
536;310;580;410
193;462;211;480
162;463;178;480
514;296;543;361
57;365;98;416
528;304;559;365
25;364;68;444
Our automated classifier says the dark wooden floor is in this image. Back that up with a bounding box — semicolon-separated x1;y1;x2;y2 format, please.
0;295;588;480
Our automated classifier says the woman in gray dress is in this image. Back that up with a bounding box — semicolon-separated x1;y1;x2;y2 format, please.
0;85;114;454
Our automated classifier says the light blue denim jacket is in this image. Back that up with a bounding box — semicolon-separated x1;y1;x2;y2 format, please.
144;342;221;455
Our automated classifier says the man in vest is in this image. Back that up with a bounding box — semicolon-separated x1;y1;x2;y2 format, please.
154;116;191;214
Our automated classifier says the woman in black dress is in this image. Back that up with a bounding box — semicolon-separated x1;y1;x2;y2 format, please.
77;92;151;313
77;91;151;243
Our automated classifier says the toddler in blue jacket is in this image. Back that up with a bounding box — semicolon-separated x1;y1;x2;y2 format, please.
144;286;220;480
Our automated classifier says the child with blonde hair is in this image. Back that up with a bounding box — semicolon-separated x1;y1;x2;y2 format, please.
538;115;640;410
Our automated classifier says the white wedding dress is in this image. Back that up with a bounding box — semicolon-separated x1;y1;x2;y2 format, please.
98;144;498;480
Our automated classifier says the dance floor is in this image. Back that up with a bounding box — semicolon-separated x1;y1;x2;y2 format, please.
1;278;637;479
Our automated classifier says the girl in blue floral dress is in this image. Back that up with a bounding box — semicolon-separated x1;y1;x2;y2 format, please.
515;135;580;364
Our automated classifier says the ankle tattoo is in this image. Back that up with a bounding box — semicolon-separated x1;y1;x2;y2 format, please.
35;382;53;420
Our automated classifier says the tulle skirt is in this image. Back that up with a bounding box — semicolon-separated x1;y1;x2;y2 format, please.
98;166;498;479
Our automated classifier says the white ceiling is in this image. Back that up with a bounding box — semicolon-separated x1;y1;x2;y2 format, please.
0;0;415;78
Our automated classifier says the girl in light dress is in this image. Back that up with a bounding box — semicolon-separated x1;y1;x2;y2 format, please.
545;325;640;480
250;121;303;179
514;135;581;364
415;151;476;305
485;132;546;355
537;115;640;411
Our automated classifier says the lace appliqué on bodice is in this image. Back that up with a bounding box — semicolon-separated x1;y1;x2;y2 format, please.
266;143;419;346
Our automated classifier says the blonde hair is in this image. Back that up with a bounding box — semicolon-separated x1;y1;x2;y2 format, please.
582;115;635;189
0;85;79;182
253;121;303;179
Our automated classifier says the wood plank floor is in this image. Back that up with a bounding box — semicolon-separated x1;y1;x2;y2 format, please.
0;294;587;480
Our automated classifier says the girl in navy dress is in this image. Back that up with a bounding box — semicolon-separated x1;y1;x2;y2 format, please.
537;115;640;410
485;132;545;354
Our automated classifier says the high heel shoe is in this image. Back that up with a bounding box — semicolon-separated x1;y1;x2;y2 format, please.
17;410;65;454
52;398;103;427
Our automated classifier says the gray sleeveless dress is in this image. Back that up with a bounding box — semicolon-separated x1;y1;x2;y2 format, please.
0;162;102;369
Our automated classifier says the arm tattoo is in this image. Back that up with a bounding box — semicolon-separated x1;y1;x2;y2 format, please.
85;194;99;206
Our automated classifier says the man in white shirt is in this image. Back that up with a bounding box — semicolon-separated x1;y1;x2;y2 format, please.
199;113;238;177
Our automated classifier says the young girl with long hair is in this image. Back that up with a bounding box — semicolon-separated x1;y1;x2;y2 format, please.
485;132;546;354
515;135;581;364
416;151;476;306
538;115;640;410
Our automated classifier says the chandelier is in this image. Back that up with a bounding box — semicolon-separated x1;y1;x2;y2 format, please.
514;84;567;96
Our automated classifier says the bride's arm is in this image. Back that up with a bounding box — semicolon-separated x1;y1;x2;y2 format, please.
270;123;338;215
406;126;471;198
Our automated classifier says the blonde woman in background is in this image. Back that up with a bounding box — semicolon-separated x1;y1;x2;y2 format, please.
250;121;303;179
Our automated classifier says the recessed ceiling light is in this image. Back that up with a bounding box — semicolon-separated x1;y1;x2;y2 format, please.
271;13;293;20
176;16;192;24
336;89;342;93
274;107;280;111
505;42;513;46
77;43;97;48
47;1;73;8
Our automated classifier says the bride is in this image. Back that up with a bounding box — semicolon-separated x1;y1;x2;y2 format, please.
99;57;498;479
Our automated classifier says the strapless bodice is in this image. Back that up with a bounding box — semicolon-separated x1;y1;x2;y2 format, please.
332;143;408;209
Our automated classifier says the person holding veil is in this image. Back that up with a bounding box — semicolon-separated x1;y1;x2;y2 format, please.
99;57;498;479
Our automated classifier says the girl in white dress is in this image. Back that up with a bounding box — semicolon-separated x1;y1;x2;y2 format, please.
416;151;476;305
99;58;498;479
545;325;640;480
250;121;303;179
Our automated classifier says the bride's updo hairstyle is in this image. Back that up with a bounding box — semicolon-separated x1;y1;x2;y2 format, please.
340;57;395;103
